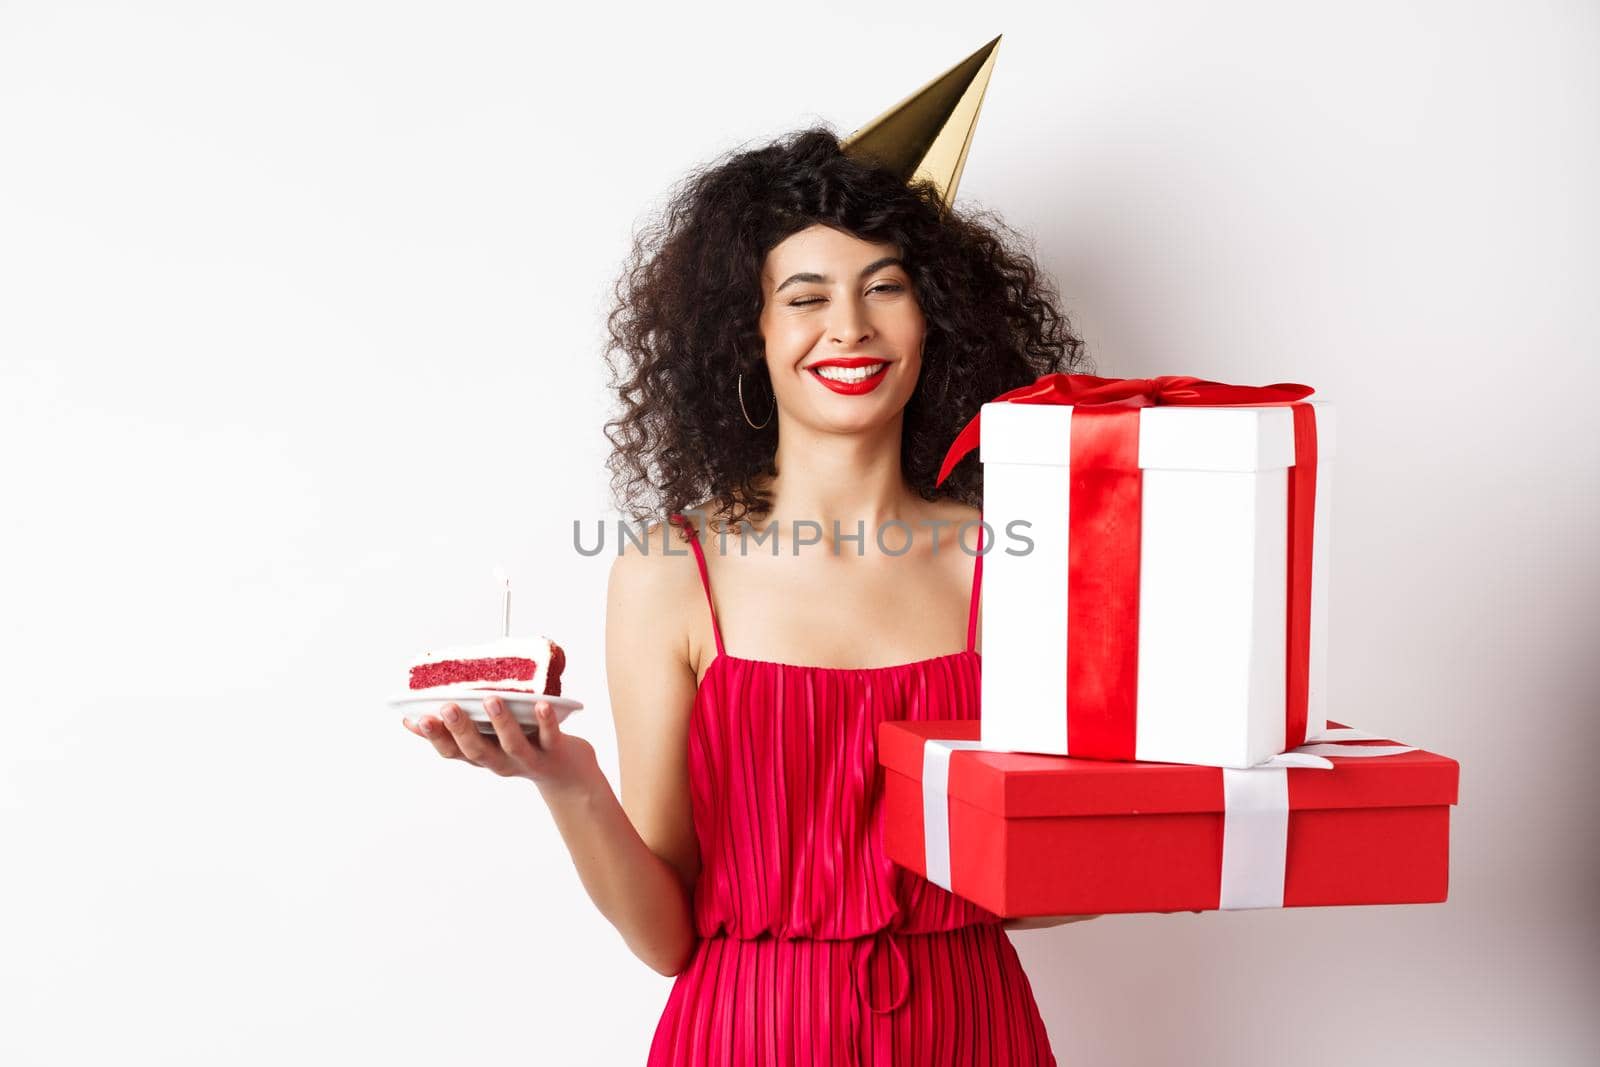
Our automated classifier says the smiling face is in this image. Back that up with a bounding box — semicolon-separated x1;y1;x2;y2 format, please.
757;224;925;432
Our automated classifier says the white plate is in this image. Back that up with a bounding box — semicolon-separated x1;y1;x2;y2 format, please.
388;690;583;733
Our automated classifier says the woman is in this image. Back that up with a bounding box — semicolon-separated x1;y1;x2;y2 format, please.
403;127;1096;1064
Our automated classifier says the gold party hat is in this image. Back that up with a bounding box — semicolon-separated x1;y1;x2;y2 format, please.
840;35;1002;211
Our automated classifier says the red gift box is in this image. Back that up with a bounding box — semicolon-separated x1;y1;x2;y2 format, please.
878;718;1459;916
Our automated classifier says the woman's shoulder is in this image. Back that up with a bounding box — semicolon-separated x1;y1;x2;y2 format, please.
608;503;732;601
606;514;708;678
938;500;982;524
924;498;982;537
604;518;694;601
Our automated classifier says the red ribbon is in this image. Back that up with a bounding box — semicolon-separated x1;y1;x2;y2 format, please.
935;374;1313;487
939;373;1319;758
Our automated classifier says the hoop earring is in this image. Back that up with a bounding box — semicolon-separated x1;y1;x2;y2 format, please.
737;371;774;429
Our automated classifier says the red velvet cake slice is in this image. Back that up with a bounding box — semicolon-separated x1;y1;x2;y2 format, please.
407;636;565;696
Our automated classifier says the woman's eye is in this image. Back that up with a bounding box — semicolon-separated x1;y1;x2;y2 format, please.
789;283;902;308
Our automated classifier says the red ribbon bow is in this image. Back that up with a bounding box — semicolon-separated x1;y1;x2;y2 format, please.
935;373;1313;487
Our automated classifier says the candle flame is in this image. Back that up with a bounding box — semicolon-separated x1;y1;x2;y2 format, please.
492;565;509;588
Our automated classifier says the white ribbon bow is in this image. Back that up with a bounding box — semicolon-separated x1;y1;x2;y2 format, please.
919;727;1417;909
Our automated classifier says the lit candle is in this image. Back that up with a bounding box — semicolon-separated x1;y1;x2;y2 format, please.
493;565;511;638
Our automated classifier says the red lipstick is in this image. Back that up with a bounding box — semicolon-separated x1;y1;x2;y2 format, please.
806;357;891;395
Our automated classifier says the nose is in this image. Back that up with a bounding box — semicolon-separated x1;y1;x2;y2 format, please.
827;294;874;347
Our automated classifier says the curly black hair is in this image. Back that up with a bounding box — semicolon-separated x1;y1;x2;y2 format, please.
602;125;1090;534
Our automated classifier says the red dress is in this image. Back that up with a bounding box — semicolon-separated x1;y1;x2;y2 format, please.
648;514;1057;1067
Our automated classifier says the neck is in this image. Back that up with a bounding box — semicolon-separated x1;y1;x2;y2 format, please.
753;413;919;538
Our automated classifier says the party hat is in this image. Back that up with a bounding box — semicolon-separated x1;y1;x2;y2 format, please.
840;34;1002;211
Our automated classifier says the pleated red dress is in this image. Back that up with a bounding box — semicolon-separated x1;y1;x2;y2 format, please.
647;514;1057;1067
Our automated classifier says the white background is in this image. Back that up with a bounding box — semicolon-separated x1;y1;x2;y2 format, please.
3;2;1596;1064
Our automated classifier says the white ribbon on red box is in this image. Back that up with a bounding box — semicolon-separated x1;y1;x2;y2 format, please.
920;738;992;892
919;727;1417;910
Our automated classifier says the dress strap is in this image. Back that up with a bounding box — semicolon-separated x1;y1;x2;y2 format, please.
966;516;984;654
671;513;725;657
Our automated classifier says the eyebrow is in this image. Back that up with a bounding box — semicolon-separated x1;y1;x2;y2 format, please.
773;256;906;295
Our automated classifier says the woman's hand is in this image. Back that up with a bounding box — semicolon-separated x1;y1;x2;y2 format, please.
403;696;601;797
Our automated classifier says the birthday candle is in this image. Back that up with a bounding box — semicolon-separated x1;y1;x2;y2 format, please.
492;565;510;638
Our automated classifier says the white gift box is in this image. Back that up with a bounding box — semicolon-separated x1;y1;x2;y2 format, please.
978;400;1335;769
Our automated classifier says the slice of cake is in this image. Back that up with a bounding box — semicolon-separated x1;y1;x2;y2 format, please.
407;636;566;697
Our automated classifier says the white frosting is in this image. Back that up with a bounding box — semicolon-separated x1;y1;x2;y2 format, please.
407;635;561;693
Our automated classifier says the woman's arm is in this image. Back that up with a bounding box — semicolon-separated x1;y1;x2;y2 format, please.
1001;914;1103;931
1000;909;1205;930
536;764;697;977
542;531;705;977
